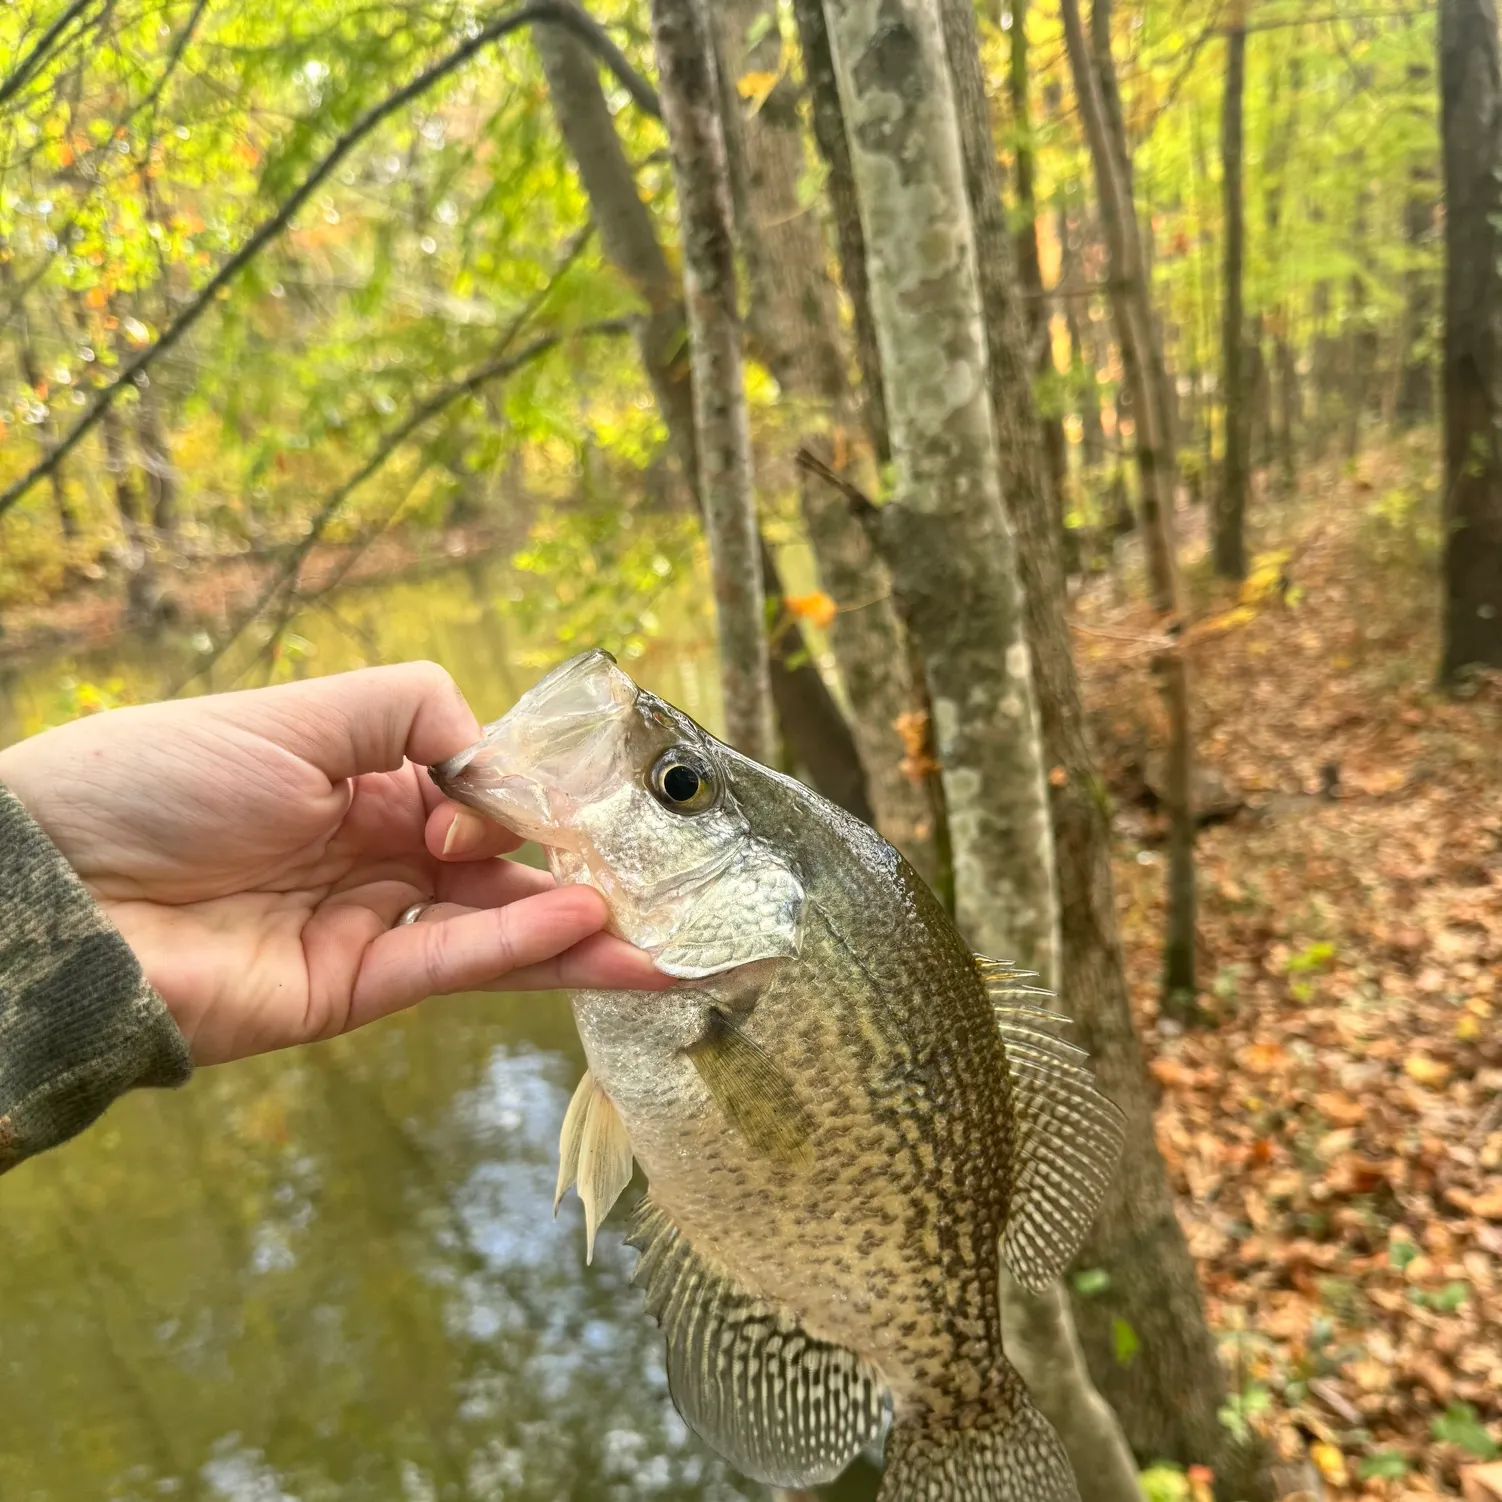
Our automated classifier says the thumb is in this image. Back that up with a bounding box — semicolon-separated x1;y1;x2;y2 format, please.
210;662;483;783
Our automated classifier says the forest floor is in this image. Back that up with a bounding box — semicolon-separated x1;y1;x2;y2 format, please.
1073;432;1502;1500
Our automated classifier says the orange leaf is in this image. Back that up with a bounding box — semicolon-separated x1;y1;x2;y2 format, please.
785;591;837;630
83;285;108;309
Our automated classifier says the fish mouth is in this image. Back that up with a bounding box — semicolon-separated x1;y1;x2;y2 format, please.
429;648;637;843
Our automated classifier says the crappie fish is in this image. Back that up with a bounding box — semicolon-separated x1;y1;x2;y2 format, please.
433;649;1125;1502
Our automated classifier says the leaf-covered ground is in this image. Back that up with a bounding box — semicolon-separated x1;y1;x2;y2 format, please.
1072;437;1502;1499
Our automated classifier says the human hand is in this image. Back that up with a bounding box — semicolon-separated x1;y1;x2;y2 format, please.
0;662;665;1064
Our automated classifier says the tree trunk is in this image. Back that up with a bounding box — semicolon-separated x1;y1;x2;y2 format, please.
824;0;1057;977
650;0;775;765
1062;0;1176;608
136;389;178;537
2;258;79;542
1058;197;1105;473
101;402;144;534
789;0;891;465
1344;174;1377;460
1060;0;1200;1023
821;5;1143;1495
1263;57;1301;495
1441;0;1502;679
535;15;864;798
948;4;1263;1497
714;0;942;885
1215;6;1249;579
1398;55;1438;429
1008;0;1071;534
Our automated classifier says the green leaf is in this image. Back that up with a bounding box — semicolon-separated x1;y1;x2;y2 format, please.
1072;1268;1111;1298
1357;1451;1409;1481
1432;1403;1500;1459
1111;1316;1140;1366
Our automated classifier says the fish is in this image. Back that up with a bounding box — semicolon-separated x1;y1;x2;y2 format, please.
432;648;1125;1502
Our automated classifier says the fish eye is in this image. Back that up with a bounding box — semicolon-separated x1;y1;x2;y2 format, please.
649;748;718;814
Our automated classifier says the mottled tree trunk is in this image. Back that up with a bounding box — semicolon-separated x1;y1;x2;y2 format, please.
1441;0;1502;679
826;0;1060;972
1008;0;1071;534
715;0;941;884
650;0;774;765
822;0;1139;1493
535;15;864;798
1060;0;1199;1023
944;4;1262;1496
1215;4;1249;580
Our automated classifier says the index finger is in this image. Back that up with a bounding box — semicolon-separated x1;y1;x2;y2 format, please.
214;661;482;784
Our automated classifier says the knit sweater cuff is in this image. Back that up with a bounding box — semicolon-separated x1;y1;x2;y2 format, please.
0;782;192;1173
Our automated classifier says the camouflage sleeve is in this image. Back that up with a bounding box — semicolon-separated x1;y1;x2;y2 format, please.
0;782;192;1175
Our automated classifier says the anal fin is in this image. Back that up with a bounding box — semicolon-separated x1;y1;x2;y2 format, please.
627;1200;888;1487
977;959;1127;1295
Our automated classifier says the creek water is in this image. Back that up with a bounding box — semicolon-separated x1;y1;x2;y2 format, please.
0;551;880;1501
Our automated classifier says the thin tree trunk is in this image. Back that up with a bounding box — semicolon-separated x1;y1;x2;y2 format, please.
101;402;144;535
136;389;178;537
789;0;891;465
1058;197;1105;472
1263;56;1301;494
535;15;861;796
1008;0;1071;534
1441;0;1502;678
715;0;942;884
650;0;774;765
1398;54;1438;429
1215;2;1249;579
1345;172;1377;460
1061;0;1200;1021
946;4;1263;1497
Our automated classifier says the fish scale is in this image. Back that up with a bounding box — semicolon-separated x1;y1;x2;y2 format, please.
433;649;1125;1501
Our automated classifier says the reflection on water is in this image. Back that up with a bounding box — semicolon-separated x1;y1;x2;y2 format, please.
1;551;859;1500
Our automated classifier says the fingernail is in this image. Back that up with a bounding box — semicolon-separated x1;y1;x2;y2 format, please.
442;806;491;856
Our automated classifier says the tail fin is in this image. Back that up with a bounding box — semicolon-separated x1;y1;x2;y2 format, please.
877;1392;1079;1502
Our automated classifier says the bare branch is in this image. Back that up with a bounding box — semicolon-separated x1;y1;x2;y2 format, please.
173;315;632;694
0;0;102;111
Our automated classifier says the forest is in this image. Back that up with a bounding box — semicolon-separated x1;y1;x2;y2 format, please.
1;0;1501;1500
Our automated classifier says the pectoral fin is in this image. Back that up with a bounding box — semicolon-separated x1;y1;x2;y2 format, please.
627;1200;889;1487
685;1008;815;1166
555;1069;635;1263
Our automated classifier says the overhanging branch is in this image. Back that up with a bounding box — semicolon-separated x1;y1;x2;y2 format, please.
0;1;656;523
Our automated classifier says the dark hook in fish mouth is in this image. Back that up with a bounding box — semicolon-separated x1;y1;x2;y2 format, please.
430;742;480;796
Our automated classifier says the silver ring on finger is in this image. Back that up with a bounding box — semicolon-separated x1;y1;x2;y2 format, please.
396;900;438;928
